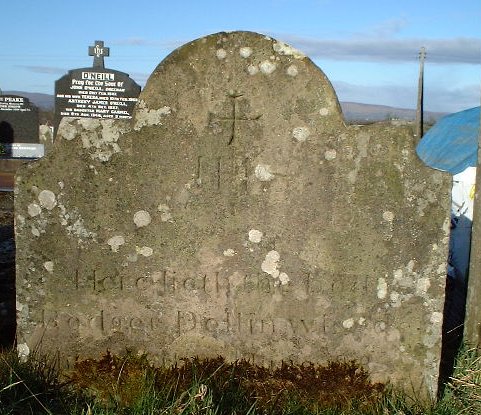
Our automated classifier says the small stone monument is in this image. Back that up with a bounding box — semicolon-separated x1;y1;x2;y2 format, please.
54;40;141;131
15;31;451;396
0;94;43;158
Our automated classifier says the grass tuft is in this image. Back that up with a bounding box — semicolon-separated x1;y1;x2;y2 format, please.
2;347;481;414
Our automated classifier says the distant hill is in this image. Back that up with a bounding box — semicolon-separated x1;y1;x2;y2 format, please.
340;102;447;124
4;91;54;110
4;91;447;123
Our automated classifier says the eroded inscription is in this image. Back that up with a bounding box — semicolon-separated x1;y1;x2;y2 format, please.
71;268;371;299
40;308;339;338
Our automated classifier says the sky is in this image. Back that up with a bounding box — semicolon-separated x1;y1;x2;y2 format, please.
1;0;480;113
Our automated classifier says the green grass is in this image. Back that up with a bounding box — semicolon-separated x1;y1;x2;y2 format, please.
0;347;478;415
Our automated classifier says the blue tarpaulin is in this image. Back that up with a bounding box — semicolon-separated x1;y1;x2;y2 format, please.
416;106;480;175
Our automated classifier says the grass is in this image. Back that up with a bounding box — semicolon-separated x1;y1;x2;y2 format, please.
0;347;479;415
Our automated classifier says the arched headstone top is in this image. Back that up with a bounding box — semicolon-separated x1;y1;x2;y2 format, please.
136;31;344;132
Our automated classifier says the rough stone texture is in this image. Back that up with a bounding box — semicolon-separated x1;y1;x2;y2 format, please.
15;32;451;396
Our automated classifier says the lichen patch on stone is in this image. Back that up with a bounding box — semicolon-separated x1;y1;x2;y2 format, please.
261;250;289;285
383;211;395;222
134;100;172;131
377;277;388;299
216;48;227;59
248;229;263;243
27;203;42;217
158;204;173;222
273;41;305;59
254;164;275;181
133;210;152;227
324;149;337;161
38;190;57;210
107;235;125;252
43;261;54;273
286;65;298;77
247;65;259;75
239;47;252;58
259;60;276;74
342;318;355;329
292;127;310;142
137;246;154;257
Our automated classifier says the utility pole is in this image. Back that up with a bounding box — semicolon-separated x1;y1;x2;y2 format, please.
415;47;426;140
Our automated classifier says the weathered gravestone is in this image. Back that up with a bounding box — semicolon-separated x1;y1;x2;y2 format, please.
54;40;141;131
0;94;43;158
15;31;451;396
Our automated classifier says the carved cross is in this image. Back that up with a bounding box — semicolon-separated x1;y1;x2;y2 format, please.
88;40;110;69
210;91;262;145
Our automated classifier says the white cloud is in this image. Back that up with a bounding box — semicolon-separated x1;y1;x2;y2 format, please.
18;65;67;74
275;35;481;65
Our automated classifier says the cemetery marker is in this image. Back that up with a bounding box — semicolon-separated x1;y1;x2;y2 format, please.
16;31;451;398
88;40;110;69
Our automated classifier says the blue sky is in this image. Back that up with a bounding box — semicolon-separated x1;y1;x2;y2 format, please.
1;0;480;112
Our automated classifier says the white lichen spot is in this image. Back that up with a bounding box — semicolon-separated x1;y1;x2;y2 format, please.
286;65;298;77
31;226;40;237
16;215;25;226
126;253;138;263
157;204;172;222
319;107;329;116
324;149;337;161
43;261;54;273
247;65;259;75
358;317;366;326
17;343;30;363
342;318;355;329
393;269;403;281
216;48;227;59
279;272;290;285
27;203;42;217
416;278;431;296
259;60;276;74
133;210;151;228
58;181;64;190
431;312;443;325
442;217;450;236
292;126;310;142
134;100;172;131
223;248;236;257
38;190;57;210
377;277;388;299
254;164;275;181
272;41;305;59
136;246;153;257
390;291;401;307
239;47;252;58
382;211;395;222
107;235;125;252
261;250;281;278
248;229;263;243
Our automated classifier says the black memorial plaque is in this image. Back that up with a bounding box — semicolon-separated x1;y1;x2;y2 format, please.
0;95;39;144
54;40;141;130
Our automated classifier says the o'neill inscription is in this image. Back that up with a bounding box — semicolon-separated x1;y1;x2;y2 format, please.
54;40;141;130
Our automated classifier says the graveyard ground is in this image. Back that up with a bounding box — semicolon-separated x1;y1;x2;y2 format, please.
1;346;481;414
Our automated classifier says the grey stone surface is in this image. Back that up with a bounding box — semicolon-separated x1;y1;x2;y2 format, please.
15;31;451;396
